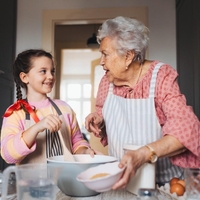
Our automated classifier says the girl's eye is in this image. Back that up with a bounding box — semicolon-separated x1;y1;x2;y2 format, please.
51;69;55;75
41;69;46;74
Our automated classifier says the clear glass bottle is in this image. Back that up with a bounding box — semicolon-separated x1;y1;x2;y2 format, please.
138;188;158;200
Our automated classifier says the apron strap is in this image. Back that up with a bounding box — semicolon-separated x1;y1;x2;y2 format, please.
48;97;62;115
108;83;114;93
25;113;30;120
149;62;164;98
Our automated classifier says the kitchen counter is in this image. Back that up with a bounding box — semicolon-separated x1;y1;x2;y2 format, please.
56;189;138;200
2;189;139;200
55;188;178;200
1;179;185;200
2;187;185;200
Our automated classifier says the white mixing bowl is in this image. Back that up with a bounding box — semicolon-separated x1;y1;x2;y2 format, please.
47;154;117;197
77;161;125;192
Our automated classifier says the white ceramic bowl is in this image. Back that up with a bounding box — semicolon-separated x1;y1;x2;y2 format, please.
76;161;125;192
47;155;117;197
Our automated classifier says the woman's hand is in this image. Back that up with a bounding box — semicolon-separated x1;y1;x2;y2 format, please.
85;113;104;136
112;147;148;190
112;136;186;189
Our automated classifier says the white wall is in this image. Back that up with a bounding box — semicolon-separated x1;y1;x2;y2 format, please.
17;0;176;68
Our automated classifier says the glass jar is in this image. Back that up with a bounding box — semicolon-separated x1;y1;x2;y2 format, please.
138;188;158;200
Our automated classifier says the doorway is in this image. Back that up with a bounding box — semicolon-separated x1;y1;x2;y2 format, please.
54;24;109;153
43;6;148;154
59;49;101;127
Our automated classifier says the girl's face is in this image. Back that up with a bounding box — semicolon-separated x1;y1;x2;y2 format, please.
20;56;55;98
99;37;131;85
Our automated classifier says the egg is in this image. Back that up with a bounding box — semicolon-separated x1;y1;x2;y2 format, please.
177;179;186;188
170;177;179;186
170;183;185;196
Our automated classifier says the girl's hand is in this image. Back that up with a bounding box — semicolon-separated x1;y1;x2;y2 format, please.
85;148;104;157
21;114;62;148
37;114;62;133
76;147;104;158
85;113;104;136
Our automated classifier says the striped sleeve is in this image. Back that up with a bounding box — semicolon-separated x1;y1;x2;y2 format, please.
1;111;36;164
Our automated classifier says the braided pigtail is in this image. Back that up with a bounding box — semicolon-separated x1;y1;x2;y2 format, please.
15;83;29;113
16;83;22;101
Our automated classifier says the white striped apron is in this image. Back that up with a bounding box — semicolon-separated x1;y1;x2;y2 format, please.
102;62;183;183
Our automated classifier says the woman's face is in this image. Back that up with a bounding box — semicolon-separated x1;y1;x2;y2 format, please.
99;37;128;85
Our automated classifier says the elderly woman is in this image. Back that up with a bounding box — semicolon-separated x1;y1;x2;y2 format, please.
85;16;200;189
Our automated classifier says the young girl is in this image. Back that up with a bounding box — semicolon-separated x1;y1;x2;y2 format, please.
1;49;96;164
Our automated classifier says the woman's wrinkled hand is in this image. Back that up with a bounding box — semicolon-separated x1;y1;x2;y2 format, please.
85;113;104;136
112;148;146;190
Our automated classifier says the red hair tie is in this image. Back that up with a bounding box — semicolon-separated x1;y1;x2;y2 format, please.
3;99;39;123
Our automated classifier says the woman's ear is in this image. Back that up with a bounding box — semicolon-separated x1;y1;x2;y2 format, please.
125;50;135;66
19;72;29;84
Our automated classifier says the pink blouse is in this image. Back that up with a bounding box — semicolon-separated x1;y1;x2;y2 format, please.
95;61;200;168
